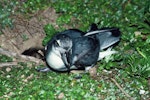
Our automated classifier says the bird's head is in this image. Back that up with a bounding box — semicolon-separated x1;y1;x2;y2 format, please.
53;34;73;53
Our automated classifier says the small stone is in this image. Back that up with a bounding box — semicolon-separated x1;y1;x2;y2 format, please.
89;67;97;77
6;67;11;72
139;90;145;94
58;92;64;99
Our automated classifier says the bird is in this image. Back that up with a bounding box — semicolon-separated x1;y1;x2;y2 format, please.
37;24;121;72
42;29;87;72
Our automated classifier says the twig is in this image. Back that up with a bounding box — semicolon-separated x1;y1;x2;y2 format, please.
0;48;44;64
23;74;34;83
0;62;18;67
110;78;134;100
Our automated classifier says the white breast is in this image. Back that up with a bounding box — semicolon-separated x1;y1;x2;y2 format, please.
46;47;66;71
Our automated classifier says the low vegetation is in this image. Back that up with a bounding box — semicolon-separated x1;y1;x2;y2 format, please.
0;0;150;99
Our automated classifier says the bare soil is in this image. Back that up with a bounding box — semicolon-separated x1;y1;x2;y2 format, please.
0;7;58;54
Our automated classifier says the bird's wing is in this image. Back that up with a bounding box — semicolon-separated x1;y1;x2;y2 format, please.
70;37;100;67
96;28;120;50
84;29;115;36
84;27;121;50
70;37;91;65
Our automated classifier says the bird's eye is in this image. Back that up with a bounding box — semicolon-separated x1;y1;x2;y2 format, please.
54;40;62;47
54;40;59;47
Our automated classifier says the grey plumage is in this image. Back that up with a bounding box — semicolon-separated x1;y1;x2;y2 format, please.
41;24;121;72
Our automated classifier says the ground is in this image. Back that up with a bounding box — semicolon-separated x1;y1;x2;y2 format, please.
0;1;149;99
0;7;57;54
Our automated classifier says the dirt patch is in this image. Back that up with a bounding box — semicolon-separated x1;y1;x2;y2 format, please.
0;7;58;54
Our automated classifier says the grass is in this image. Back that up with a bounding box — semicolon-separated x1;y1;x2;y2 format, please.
1;63;143;99
0;0;150;99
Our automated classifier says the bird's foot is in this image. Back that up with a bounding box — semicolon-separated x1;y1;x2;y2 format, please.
36;67;52;72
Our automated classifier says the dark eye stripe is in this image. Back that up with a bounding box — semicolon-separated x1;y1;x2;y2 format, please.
54;40;59;47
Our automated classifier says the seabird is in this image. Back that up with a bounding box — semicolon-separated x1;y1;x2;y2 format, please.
39;24;121;72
